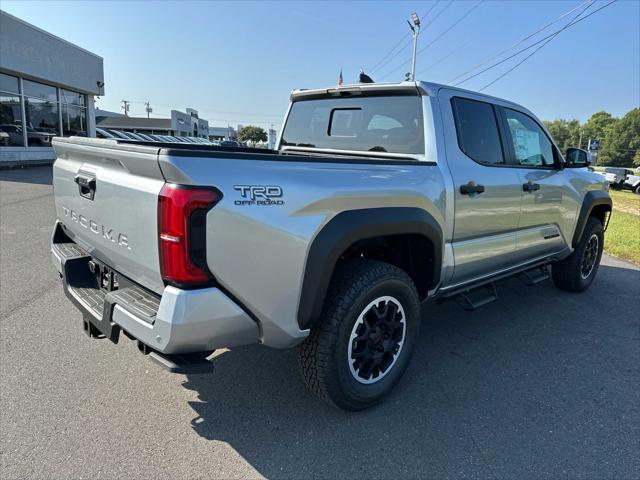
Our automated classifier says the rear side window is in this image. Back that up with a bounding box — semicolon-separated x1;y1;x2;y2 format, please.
281;95;424;155
451;97;504;165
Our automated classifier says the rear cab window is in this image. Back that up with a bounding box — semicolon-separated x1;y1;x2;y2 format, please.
280;95;424;156
451;97;504;165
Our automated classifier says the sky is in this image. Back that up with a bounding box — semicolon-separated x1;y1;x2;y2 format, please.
2;0;639;128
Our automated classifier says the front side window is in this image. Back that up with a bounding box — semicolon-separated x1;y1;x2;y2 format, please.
281;95;424;155
504;108;554;167
451;97;504;165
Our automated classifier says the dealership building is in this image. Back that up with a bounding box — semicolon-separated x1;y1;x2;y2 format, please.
0;10;104;165
97;108;210;139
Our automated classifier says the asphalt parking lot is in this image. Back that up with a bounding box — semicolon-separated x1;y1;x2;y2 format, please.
1;165;639;479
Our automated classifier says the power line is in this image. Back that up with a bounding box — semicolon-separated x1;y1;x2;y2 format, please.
416;36;477;77
453;1;598;86
122;99;282;119
378;0;477;81
455;0;616;88
478;1;599;91
417;1;483;55
449;0;594;84
369;33;411;73
370;1;443;75
376;0;455;77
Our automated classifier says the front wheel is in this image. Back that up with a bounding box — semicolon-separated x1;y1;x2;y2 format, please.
552;217;604;292
298;259;421;410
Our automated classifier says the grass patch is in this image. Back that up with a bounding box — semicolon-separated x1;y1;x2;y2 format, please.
609;189;640;215
605;209;640;264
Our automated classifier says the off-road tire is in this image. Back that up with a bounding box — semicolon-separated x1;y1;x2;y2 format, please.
298;259;421;410
552;217;604;292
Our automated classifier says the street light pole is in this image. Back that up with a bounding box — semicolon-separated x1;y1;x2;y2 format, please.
407;13;421;81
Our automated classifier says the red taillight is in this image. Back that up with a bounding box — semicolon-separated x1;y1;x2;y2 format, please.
158;184;220;287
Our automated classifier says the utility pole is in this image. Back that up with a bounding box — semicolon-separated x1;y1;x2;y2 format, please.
145;102;152;119
406;13;421;81
578;129;583;149
121;100;130;117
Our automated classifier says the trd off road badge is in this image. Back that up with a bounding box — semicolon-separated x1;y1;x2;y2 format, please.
233;185;284;206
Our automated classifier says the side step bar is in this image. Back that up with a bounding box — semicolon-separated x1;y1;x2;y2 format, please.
437;262;552;311
519;265;550;286
454;283;498;312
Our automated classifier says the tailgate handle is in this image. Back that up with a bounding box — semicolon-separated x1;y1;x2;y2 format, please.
74;173;96;200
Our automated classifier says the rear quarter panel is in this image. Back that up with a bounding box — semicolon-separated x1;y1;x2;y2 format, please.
159;153;447;348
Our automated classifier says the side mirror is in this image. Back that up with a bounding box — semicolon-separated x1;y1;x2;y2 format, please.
565;147;591;168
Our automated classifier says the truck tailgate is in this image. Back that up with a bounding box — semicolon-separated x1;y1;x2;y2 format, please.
52;137;166;294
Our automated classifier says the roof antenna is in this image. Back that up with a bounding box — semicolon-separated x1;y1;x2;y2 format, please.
359;68;374;84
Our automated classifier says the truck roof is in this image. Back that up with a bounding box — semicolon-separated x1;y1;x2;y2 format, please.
290;80;526;112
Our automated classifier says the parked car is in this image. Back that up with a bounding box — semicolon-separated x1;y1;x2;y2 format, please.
51;80;611;410
623;173;640;194
220;140;242;148
602;167;634;189
95;128;116;139
134;132;155;141
105;130;132;140
0;124;55;146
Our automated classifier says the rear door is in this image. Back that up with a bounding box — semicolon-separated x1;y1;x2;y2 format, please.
499;107;578;260
52;138;166;294
439;90;523;287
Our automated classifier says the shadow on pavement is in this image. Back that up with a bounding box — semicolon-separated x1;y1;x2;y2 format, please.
181;262;639;478
0;165;52;185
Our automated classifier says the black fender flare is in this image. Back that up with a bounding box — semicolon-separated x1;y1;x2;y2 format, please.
572;190;612;247
298;207;443;331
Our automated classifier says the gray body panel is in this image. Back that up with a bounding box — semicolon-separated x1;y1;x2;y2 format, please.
51;80;609;351
52;137;166;294
158;153;446;347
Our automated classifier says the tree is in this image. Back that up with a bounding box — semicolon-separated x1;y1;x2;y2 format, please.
597;108;640;167
581;111;617;147
238;125;267;146
543;118;581;153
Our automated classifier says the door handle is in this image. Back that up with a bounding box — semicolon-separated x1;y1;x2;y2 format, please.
460;182;485;195
522;182;540;192
74;173;96;200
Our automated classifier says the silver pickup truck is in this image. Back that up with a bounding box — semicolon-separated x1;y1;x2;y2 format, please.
51;81;612;410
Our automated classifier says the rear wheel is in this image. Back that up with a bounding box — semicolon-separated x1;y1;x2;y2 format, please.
298;259;421;410
552;217;604;292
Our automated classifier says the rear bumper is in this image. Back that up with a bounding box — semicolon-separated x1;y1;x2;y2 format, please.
51;221;259;354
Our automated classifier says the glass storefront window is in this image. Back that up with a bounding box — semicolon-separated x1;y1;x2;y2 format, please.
0;73;24;147
0;73;20;94
60;89;85;107
24;96;59;147
22;79;57;102
62;103;87;137
0;91;24;147
0;75;89;146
